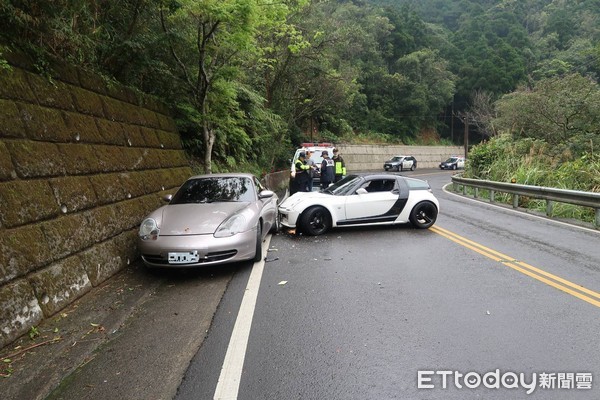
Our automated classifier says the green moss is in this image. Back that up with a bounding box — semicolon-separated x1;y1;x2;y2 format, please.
40;214;94;261
0;67;37;102
0;225;50;283
6;140;65;178
69;87;105;117
0;99;26;138
18;103;71;142
0;180;58;227
25;72;74;111
0;140;15;180
49;175;98;212
140;126;160;148
89;173;127;204
95;119;127;146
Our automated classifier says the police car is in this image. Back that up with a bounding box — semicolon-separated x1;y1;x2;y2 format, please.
439;156;465;170
290;142;336;188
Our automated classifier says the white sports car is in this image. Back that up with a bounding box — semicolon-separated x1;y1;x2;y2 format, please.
278;173;439;236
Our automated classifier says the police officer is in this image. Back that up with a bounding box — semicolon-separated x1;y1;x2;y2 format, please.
320;150;335;189
294;152;311;192
332;148;346;182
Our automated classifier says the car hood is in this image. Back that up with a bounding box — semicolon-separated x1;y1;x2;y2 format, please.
158;203;249;235
280;191;332;209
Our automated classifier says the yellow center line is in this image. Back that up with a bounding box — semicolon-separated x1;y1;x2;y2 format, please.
430;225;600;308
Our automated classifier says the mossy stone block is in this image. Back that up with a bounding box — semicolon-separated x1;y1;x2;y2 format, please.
159;149;189;168
105;82;132;103
0;99;27;139
102;97;144;125
58;143;99;174
0;67;37;103
138;169;167;194
0;225;50;284
0;280;43;349
157;113;177;132
113;229;139;266
140;127;161;148
28;256;92;317
140;109;160;129
156;130;183;150
17;103;70;142
69;87;105;117
123;125;146;147
79;239;124;286
93;145;127;173
25;72;75;111
114;198;147;231
89;173;128;204
132;148;161;171
62;112;103;143
40;213;96;261
118;172;146;198
0;140;16;181
95;119;127;146
49;175;98;212
6;140;65;178
0;180;59;228
77;69;107;94
83;204;121;242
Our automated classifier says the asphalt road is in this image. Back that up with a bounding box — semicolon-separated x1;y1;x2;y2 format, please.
4;169;598;400
176;169;600;400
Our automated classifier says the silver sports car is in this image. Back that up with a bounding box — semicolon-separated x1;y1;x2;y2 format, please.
138;173;279;268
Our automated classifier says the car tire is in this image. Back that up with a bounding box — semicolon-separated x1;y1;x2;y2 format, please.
299;206;331;236
253;223;263;262
409;201;438;229
410;163;415;171
398;165;402;172
452;164;457;170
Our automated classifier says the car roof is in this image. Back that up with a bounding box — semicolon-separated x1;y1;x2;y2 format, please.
187;173;256;180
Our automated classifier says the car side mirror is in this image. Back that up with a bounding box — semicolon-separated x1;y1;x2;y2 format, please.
259;190;274;199
356;188;368;195
162;194;173;202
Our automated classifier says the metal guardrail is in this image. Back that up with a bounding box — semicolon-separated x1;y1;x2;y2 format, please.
451;174;600;228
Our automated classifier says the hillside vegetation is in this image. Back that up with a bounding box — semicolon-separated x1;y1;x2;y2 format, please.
1;0;599;182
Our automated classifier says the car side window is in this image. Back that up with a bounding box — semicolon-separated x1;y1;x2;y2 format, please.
360;179;396;193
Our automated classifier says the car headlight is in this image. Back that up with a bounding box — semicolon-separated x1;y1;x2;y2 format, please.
139;218;159;240
215;214;248;238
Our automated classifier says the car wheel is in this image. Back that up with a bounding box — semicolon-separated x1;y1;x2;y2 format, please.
299;206;331;236
398;165;402;172
452;164;457;170
253;223;263;262
409;201;438;229
410;163;415;171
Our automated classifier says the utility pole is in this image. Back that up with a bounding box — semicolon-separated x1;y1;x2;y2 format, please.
464;116;469;158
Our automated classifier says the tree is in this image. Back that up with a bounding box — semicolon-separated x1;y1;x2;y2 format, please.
494;73;600;146
160;0;261;173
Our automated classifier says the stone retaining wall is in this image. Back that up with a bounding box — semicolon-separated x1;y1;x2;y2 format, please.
0;53;191;349
338;144;465;171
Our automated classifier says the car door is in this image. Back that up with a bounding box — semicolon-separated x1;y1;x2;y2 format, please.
342;178;400;224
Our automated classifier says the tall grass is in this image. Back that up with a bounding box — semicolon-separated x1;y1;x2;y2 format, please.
464;134;599;223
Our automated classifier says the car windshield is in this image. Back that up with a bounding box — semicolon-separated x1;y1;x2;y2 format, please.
170;177;255;204
445;157;458;163
391;156;404;161
322;175;361;196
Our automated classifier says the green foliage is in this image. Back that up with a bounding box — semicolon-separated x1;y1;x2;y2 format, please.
3;0;600;172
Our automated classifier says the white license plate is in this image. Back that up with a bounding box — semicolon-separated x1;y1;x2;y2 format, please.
168;251;200;264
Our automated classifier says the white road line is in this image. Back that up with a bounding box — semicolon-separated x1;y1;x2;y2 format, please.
213;235;271;400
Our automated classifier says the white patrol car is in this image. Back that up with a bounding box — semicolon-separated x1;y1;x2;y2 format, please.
439;156;465;170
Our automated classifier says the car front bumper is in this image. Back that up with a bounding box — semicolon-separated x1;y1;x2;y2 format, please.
138;229;257;268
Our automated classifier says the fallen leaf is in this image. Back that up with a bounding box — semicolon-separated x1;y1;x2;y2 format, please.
278;281;288;286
